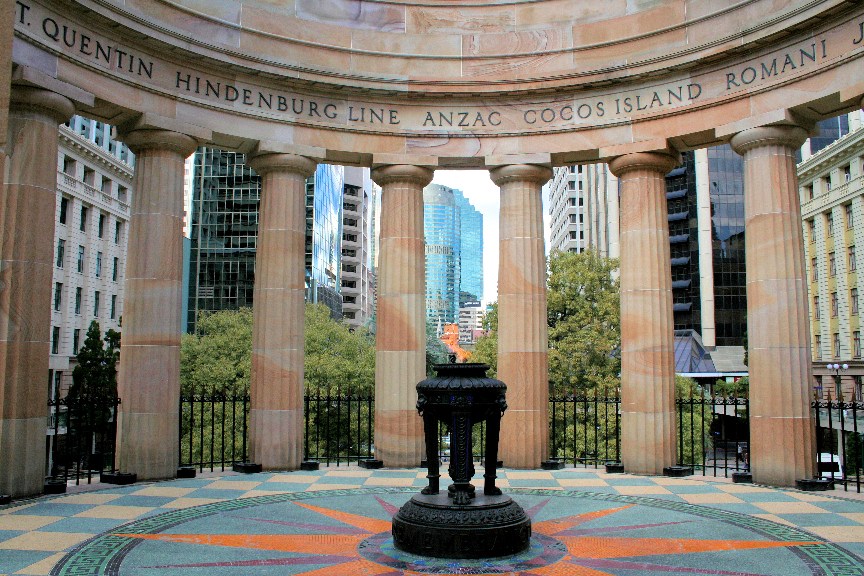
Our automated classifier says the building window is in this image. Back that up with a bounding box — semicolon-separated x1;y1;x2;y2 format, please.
56;239;65;268
117;186;127;202
812;258;818;282
831;292;838;317
845;165;852;182
75;287;82;315
850;245;857;272
855;331;862;359
59;197;68;224
829;252;836;276
77;245;85;273
814;296;820;319
815;335;822;359
112;257;119;281
80;206;88;232
809;219;816;243
114;221;122;244
856;376;863;401
52;326;60;354
833;333;841;358
826;177;833;192
53;282;62;311
73;329;80;354
95;252;102;278
846;204;854;228
110;295;117;319
853;288;860;315
827;213;834;236
94;291;100;317
83;167;95;186
98;213;105;238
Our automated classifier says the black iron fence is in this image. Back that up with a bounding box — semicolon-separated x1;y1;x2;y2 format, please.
52;392;856;487
304;393;374;465
813;398;864;493
179;393;250;472
547;395;751;476
47;395;120;486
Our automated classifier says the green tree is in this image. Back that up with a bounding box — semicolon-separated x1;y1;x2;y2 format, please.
305;303;375;395
181;308;253;396
471;303;498;376
425;321;450;374
547;250;620;396
66;321;120;467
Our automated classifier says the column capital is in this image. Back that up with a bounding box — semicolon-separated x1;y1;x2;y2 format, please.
248;153;317;178
120;129;199;157
729;124;809;155
489;164;552;187
608;151;679;178
9;86;75;124
371;164;434;188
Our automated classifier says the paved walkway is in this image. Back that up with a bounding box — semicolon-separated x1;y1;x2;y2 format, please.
2;467;864;575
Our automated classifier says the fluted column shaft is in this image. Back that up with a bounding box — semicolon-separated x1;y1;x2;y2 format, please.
731;125;813;487
0;87;74;497
609;151;679;475
247;153;316;470
116;129;198;480
371;165;433;467
490;164;552;469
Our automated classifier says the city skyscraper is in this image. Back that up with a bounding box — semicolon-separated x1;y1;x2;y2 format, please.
186;150;346;330
424;183;460;326
453;189;483;304
547;164;619;258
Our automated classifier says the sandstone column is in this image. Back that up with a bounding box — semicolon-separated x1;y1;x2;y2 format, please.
116;126;201;480
490;164;552;469
609;151;679;475
0;87;74;497
371;164;433;467
246;153;316;470
731;125;814;487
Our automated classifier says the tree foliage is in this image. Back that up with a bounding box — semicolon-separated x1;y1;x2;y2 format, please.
305;303;375;395
181;308;253;395
67;320;120;435
471;303;498;377
547;250;620;395
180;305;375;396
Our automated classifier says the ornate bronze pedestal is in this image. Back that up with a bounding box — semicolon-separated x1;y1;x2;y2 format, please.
391;363;531;558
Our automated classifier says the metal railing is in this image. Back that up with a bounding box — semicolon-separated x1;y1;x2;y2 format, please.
303;393;374;465
179;393;250;472
813;398;864;493
46;395;120;486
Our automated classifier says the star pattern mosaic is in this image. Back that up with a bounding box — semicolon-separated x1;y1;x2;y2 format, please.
1;469;864;575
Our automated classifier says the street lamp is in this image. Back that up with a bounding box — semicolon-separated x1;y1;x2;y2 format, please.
827;363;849;401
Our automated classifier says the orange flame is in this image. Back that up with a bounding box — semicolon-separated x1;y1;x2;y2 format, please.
439;323;471;362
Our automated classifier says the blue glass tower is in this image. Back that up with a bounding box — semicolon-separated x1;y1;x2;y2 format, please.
454;190;483;304
424;184;460;325
305;164;344;317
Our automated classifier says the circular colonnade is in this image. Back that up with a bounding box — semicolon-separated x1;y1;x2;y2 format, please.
1;0;863;497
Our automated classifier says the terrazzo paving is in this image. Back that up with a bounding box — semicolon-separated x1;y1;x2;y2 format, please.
1;467;864;575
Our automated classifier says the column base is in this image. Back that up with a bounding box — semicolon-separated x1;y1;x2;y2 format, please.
359;459;384;469
541;459;565;470
116;411;179;481
176;467;196;478
796;478;834;491
232;462;263;474
249;408;303;470
100;472;138;485
0;417;47;498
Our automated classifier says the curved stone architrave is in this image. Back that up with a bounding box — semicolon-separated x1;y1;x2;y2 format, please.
246;153;317;471
730;125;814;488
491;163;552;469
7;1;864;165
372;164;434;467
609;150;680;476
0;86;76;497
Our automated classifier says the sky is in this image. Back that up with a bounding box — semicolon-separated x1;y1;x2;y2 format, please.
431;170;551;306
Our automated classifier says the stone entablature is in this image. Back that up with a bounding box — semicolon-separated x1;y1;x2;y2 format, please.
10;1;864;166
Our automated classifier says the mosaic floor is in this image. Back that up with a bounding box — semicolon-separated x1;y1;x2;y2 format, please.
2;467;864;575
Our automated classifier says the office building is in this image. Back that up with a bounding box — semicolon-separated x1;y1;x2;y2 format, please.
341;167;375;327
49;116;134;436
800;112;864;399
